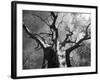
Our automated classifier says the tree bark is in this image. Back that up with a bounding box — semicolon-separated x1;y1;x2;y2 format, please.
42;47;59;68
65;50;71;67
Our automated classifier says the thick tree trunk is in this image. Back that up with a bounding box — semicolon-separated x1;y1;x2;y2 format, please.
65;42;83;67
42;47;59;68
65;50;71;67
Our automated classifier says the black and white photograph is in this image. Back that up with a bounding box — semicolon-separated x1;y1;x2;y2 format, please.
23;10;91;69
11;1;97;79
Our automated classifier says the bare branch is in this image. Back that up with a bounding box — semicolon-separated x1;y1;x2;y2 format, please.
84;23;91;38
67;43;82;53
60;40;75;49
66;23;91;52
31;13;56;45
60;30;74;48
50;12;58;29
23;24;32;36
51;12;57;18
39;32;52;36
75;24;91;47
23;24;47;48
32;12;57;45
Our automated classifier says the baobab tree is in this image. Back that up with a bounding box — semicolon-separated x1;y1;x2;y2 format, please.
23;11;91;68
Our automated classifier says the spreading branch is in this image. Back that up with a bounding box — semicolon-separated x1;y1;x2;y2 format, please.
31;13;55;45
66;23;91;52
50;12;57;29
30;12;59;49
60;30;74;48
23;24;48;49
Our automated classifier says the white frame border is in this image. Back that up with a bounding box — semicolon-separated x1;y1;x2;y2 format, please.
16;3;97;77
